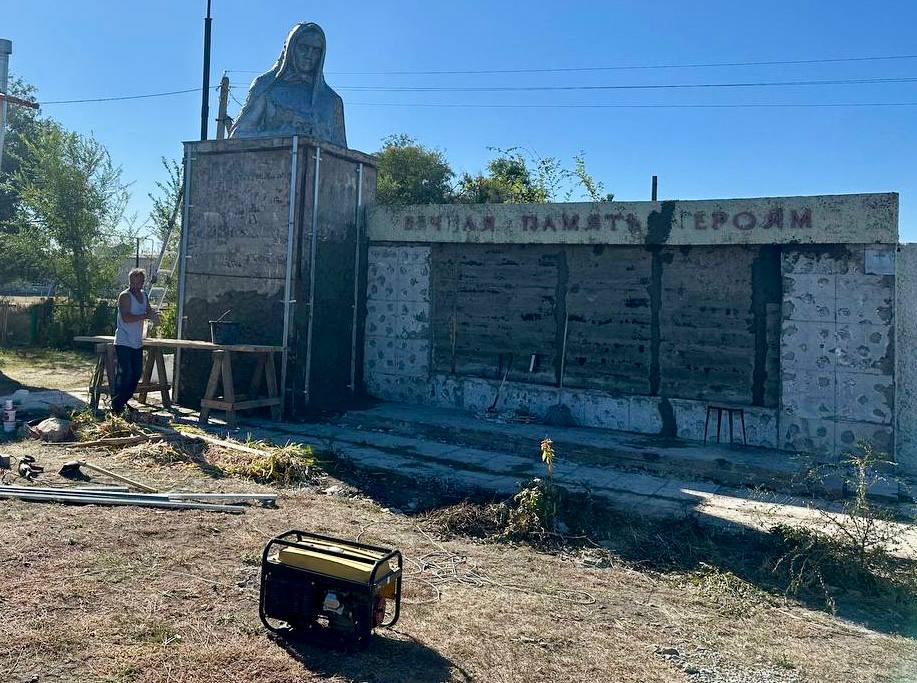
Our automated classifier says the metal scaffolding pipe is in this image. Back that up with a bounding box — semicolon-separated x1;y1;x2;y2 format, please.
280;136;300;414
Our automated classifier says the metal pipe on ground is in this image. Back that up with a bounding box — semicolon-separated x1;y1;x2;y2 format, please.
0;486;275;504
0;487;245;513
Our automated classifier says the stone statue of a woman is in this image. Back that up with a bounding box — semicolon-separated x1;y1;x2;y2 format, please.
230;23;347;147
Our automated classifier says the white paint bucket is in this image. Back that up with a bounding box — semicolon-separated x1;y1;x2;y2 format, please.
3;421;14;433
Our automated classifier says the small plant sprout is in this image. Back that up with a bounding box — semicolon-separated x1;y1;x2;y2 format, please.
540;437;555;479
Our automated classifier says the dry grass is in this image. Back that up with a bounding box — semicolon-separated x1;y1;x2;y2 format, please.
220;442;316;487
0;437;915;682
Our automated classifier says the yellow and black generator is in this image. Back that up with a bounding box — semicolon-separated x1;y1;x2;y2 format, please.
259;529;403;648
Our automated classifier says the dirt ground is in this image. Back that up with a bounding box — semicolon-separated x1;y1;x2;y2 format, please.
1;350;916;682
0;347;97;394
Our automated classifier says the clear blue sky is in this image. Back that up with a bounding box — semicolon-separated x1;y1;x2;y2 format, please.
6;1;917;241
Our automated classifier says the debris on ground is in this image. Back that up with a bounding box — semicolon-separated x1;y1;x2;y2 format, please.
59;459;159;492
28;417;73;442
221;441;316;486
16;455;44;480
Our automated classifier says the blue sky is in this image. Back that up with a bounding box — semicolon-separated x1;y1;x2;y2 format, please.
6;1;917;241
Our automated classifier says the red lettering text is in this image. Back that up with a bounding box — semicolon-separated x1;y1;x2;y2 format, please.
604;213;623;230
522;215;538;231
733;211;757;230
562;214;580;230
711;211;728;229
693;212;707;230
762;208;784;229
791;209;812;229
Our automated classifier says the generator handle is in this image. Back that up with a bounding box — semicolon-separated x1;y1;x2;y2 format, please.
370;549;402;628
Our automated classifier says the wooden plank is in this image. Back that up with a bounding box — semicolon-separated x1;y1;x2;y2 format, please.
89;352;105;411
264;352;281;420
248;354;266;398
200;397;281;411
154;349;173;408
138;349;155;403
73;336;283;353
199;351;224;425
221;352;236;427
104;345;117;409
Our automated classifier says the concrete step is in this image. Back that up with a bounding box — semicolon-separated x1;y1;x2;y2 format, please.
335;403;905;502
209;417;917;559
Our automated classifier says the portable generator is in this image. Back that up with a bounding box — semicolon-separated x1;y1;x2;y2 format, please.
259;529;402;648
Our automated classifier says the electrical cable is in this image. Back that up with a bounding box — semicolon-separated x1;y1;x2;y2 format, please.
40;86;219;106
227;52;917;76
345;100;917;109
40;73;917;107
335;76;917;93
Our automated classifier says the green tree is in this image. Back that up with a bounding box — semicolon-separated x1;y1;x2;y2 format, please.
0;76;44;229
8;122;130;316
571;152;614;203
148;157;183;245
456;147;571;204
376;134;454;205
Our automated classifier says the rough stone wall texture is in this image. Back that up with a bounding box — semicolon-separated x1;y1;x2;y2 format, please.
780;245;896;456
565;246;652;394
896;244;917;474
368;193;898;246
178;137;377;412
364;242;783;448
430;244;559;385
180;139;295;404
658;246;779;405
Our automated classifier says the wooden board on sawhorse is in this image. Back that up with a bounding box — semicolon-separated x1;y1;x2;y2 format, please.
88;343;172;412
199;349;282;427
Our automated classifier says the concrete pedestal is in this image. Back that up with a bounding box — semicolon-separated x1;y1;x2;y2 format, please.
176;136;376;415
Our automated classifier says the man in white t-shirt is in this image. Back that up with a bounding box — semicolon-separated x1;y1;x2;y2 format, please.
112;268;158;414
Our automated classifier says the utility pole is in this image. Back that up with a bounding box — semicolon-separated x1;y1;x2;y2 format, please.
200;0;213;141
136;237;141;268
651;175;658;201
0;39;13;172
216;73;230;139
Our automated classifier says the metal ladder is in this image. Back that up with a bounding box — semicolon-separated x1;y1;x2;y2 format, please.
145;187;183;310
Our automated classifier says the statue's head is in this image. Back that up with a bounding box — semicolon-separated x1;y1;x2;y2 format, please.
278;23;326;83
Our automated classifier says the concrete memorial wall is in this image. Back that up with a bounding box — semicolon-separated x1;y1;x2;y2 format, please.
363;193;912;468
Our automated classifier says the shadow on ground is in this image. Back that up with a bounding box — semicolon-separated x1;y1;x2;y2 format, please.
274;631;471;683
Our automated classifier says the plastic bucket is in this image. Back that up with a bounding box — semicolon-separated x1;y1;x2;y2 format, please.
210;320;241;345
3;421;14;433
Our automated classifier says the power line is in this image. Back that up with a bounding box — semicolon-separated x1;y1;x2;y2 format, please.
227;52;917;76
38;73;917;108
41;86;218;106
337;76;917;93
347;100;917;109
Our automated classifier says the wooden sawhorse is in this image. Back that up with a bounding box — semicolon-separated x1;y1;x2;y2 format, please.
199;349;281;426
88;343;172;412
